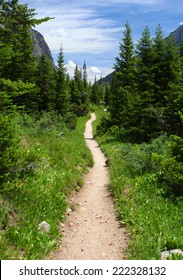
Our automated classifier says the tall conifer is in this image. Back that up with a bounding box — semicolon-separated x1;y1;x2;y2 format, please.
55;46;70;115
35;54;55;112
109;22;136;128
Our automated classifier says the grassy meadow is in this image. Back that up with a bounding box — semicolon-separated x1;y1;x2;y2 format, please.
0;113;93;259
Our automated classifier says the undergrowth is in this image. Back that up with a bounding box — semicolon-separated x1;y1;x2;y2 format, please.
0;112;93;259
94;108;183;260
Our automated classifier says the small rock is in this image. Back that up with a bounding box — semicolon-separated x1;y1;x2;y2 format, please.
161;249;183;260
67;208;72;215
38;221;50;234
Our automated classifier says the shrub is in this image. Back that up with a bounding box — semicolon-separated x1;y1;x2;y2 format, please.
0;113;20;185
64;112;77;130
152;135;183;197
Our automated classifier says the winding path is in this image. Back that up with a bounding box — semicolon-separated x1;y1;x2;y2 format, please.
49;113;128;260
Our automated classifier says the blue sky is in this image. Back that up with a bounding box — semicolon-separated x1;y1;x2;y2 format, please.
20;0;183;82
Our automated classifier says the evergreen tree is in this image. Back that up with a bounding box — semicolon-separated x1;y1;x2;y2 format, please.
82;61;88;90
55;46;70;115
114;22;136;90
152;24;167;104
91;76;99;105
135;26;159;141
70;65;82;106
109;22;136;128
70;64;89;116
163;37;183;137
81;61;90;105
104;83;111;106
35;54;56;112
0;0;53;111
136;26;154;94
2;0;35;82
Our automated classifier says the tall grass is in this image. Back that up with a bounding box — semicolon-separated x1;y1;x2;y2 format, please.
94;108;183;260
0;113;93;259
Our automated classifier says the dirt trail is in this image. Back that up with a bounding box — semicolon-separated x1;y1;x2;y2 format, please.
49;113;128;260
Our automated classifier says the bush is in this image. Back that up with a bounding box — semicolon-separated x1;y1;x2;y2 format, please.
18;112;65;137
0;113;20;185
152;135;183;197
64;112;77;130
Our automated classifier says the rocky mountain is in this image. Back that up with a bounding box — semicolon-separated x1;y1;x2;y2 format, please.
169;24;183;46
98;72;114;85
31;29;55;68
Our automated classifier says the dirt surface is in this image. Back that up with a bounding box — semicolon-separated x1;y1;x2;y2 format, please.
49;113;129;260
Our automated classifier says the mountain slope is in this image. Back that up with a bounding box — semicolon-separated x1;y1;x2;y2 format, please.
31;29;55;67
169;24;183;46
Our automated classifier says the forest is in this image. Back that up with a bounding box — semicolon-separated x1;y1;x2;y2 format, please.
98;22;183;198
0;0;106;187
0;0;183;259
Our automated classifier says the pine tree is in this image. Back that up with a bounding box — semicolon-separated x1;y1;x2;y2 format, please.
135;26;159;141
82;61;88;90
109;22;136;128
55;46;70;115
91;76;99;105
81;61;90;105
70;65;82;106
0;0;53;111
152;24;167;104
114;22;136;90
163;37;183;136
1;0;36;82
104;83;111;106
35;54;56;112
136;26;154;94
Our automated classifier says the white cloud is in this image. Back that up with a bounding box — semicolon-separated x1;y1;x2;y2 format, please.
89;66;101;74
33;5;120;55
20;0;168;84
65;60;76;78
20;0;165;59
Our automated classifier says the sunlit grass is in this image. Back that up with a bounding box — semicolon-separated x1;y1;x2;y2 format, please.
0;114;93;259
94;108;183;260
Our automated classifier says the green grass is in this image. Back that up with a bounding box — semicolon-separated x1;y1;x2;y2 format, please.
0;113;93;259
94;108;183;260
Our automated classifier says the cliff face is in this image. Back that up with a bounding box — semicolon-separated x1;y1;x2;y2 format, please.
31;29;55;67
169;25;183;46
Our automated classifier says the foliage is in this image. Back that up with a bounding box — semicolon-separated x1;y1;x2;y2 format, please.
152;135;183;197
0;0;52;83
104;23;183;143
55;46;71;116
0;112;20;184
35;54;56;112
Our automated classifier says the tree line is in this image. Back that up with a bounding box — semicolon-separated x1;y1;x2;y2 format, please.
0;0;107;185
98;22;183;197
103;22;183;143
0;0;107;116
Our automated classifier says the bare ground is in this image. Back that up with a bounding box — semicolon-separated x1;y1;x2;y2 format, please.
49;113;129;260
